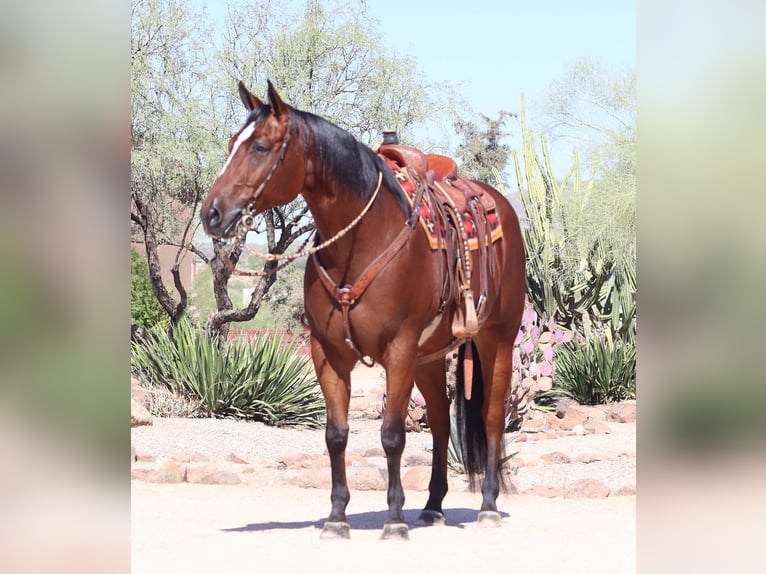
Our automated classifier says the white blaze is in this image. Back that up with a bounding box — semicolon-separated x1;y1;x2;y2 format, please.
218;122;256;177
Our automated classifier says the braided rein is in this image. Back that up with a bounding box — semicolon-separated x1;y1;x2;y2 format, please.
223;171;383;277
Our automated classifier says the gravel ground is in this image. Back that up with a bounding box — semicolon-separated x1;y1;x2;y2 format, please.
132;364;636;493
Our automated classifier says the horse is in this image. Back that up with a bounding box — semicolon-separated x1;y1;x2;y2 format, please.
201;81;526;540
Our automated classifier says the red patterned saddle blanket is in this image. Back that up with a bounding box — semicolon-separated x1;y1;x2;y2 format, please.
380;154;503;251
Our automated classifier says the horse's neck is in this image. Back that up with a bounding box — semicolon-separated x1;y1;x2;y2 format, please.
305;179;404;273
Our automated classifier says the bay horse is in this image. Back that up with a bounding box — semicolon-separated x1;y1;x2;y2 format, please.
201;81;525;540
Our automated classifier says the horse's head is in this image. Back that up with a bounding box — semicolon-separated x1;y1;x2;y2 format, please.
201;81;304;238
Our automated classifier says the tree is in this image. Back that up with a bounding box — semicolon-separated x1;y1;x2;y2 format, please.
130;0;220;330
130;249;165;330
542;57;636;274
453;111;516;185
197;0;459;338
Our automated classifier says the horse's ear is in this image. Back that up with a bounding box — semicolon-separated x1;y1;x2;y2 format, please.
266;80;288;119
238;81;263;111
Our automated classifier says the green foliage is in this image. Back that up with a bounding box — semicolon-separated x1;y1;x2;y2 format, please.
513;94;635;336
218;0;455;147
454;111;514;184
553;328;636;405
131;319;324;427
131;248;166;329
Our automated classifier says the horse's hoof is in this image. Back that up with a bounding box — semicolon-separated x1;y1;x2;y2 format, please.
477;510;502;528
416;510;446;526
381;522;410;540
320;521;351;539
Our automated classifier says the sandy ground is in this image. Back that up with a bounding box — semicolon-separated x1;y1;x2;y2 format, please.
132;364;636;573
132;483;634;574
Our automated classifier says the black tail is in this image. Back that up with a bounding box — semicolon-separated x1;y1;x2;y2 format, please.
454;339;487;491
454;339;510;492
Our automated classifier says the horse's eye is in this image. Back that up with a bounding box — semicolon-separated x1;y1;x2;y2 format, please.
252;142;270;154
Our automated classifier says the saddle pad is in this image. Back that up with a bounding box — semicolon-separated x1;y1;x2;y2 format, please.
384;159;503;251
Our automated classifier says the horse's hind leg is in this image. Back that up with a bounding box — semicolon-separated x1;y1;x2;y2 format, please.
474;334;516;527
413;360;450;526
311;338;354;539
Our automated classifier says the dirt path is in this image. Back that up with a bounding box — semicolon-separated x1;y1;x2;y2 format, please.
131;482;634;573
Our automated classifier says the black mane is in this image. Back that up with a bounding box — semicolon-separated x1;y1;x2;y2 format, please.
287;107;411;217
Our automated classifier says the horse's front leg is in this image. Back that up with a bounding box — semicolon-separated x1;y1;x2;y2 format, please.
380;354;417;540
311;337;354;539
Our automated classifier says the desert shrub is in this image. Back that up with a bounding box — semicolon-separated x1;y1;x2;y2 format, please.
131;318;324;427
553;329;636;405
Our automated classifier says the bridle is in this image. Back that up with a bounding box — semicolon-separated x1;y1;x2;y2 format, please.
234;124;292;242
221;120;387;278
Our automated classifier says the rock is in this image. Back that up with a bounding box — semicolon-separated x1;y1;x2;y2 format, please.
611;485;636;496
185;464;220;484
199;471;242;485
346;455;370;468
291;468;332;489
584;420;612;434
608;402;637;423
280;453;315;469
404;452;431;467
525;484;564;498
521;419;546;433
136;452;155;463
572;424;586;435
574;453;604;464
555;398;580;418
147;461;185;484
565;479;611;498
364;447;385;458
131;446;137;463
131;468;152;481
191;453;210;462
541;451;572;464
131;377;150;408
558;408;587;431
402;466;431;491
225;453;248;464
347;467;387;491
131;399;153;427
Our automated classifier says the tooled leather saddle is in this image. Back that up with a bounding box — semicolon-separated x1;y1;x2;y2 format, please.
376;131;503;341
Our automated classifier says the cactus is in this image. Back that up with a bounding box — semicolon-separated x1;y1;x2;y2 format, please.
505;297;575;429
512;94;628;330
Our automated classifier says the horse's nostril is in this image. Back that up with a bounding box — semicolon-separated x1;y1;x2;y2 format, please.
207;205;221;227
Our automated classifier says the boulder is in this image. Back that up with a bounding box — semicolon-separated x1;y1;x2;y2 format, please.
565;479;610;498
130;399;153;427
147;461;185;484
402;466;431;491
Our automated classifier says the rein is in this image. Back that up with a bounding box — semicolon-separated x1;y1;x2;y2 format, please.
224;171;383;277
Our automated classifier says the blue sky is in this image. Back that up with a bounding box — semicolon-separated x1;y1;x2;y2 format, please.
189;0;635;173
364;0;635;120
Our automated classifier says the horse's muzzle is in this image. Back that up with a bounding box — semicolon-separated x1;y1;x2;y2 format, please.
201;197;241;238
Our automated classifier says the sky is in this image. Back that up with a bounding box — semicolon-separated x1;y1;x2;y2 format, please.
188;0;635;173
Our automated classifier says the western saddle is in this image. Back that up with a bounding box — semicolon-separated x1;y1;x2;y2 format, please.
375;130;502;340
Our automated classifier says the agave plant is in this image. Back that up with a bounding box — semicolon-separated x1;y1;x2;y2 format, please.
553;326;636;405
131;318;325;427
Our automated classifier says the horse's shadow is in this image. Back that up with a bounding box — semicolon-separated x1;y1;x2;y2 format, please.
222;507;509;533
